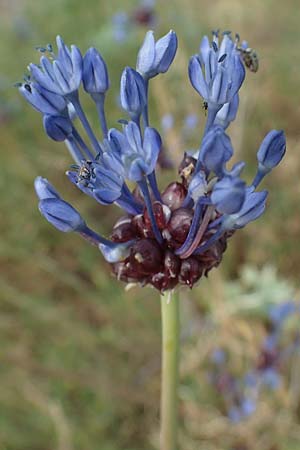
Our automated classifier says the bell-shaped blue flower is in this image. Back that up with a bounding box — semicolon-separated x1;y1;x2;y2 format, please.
43;114;73;141
19;82;67;115
82;47;110;94
199;126;233;176
123;122;162;181
189;33;245;110
120;67;147;117
211;175;246;215
136;30;178;79
105;122;161;182
29;36;83;96
214;93;239;129
223;188;268;230
67;160;123;205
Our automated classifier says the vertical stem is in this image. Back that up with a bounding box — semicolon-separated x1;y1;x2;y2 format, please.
68;92;103;155
160;290;180;450
93;93;108;138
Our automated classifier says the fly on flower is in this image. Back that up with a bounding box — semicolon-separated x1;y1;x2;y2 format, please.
19;30;285;291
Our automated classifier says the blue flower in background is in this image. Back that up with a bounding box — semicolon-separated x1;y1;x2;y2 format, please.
18;29;285;290
209;300;300;422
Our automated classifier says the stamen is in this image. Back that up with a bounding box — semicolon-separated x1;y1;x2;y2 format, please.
218;54;227;63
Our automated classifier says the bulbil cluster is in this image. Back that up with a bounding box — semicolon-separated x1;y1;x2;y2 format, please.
19;30;286;291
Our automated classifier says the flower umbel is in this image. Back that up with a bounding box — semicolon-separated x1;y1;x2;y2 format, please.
19;30;286;291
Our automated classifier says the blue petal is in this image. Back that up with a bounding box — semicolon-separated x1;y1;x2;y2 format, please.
34;177;60;200
154;30;178;73
70;45;83;90
56;35;73;75
211;176;246;215
125;121;143;153
83;47;109;94
143;126;162;169
188;56;209;99
39;198;85;232
43;114;72;141
136;30;156;75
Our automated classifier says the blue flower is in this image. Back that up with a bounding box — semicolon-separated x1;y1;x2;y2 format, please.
19;82;67;115
136;30;178;79
43;114;72;141
105;121;162;182
188;33;245;111
19;30;285;291
198;126;233;176
223;188;268;230
82;47;110;95
252;130;286;187
120;67;147;117
34;178;85;232
211;175;246;215
67;160;123;205
29;36;83;96
38;197;85;232
269;301;296;326
214;93;239;129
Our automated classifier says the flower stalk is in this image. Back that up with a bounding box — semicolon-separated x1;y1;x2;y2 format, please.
160;290;180;450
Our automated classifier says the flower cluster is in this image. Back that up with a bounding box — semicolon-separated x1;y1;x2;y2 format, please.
209;301;300;422
19;30;286;291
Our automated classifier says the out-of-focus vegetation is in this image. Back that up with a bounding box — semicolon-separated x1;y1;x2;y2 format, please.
1;0;300;449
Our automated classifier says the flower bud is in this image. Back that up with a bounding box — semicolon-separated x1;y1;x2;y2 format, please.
137;30;178;79
83;47;110;94
257;130;286;171
38;198;85;232
120;67;147;116
43;114;72;141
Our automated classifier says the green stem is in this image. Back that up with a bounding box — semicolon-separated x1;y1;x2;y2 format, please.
160;290;180;450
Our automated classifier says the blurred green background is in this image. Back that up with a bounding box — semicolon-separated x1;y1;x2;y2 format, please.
1;0;300;449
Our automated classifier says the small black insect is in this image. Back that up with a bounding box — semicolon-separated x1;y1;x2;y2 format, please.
202;101;208;116
76;160;94;185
